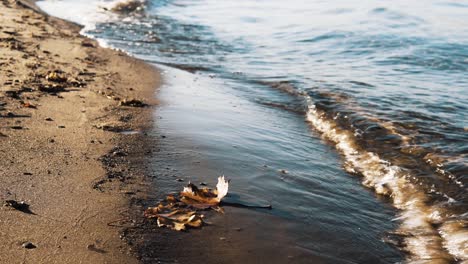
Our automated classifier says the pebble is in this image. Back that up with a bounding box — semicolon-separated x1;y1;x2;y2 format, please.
112;150;127;157
22;242;36;249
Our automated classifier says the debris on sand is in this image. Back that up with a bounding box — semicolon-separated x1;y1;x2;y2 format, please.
181;175;229;207
45;70;68;83
38;83;65;94
1;37;24;51
119;98;147;107
4;89;21;99
3;87;33;99
22;241;36;249
81;40;96;48
94;122;128;133
86;244;106;253
21;102;37;109
145;176;229;231
3;200;34;214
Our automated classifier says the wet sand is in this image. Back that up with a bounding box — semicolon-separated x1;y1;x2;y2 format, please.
0;0;160;263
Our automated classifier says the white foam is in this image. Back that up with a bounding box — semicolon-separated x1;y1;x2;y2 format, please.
37;0;119;31
439;221;468;262
305;95;467;263
37;0;137;54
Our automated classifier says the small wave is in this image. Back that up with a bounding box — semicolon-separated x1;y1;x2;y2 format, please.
157;62;211;73
298;31;351;43
349;80;375;88
437;2;468;8
256;80;305;96
257;101;306;114
305;95;467;263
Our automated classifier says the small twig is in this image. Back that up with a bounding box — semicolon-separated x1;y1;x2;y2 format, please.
220;201;272;210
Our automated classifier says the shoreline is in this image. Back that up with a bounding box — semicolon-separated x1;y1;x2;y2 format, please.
0;1;160;263
10;1;467;263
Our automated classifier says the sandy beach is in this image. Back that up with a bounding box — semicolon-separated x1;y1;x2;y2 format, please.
0;1;160;263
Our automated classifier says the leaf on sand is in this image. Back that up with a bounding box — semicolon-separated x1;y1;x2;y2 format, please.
154;209;203;231
145;176;229;231
180;175;229;206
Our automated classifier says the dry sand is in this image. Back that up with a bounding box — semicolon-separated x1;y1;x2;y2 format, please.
0;0;160;263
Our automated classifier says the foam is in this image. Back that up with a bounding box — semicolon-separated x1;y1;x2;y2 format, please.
305;95;467;263
37;0;140;52
37;0;119;31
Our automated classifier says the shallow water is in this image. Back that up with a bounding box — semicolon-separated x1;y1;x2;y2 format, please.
151;66;403;263
38;0;467;262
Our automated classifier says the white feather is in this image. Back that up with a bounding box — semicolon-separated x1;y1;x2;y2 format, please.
216;175;229;201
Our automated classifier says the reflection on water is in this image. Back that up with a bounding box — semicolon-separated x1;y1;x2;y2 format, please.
38;0;467;262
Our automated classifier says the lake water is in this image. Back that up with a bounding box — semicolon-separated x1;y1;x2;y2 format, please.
38;0;467;263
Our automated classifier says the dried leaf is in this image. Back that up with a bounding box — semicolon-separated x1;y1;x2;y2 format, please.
181;186;218;206
180;176;229;206
173;222;186;231
151;209;203;231
145;176;229;231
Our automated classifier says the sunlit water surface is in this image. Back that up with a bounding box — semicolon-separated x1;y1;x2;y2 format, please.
38;0;467;262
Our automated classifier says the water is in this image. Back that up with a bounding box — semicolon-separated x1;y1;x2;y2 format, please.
38;0;467;263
